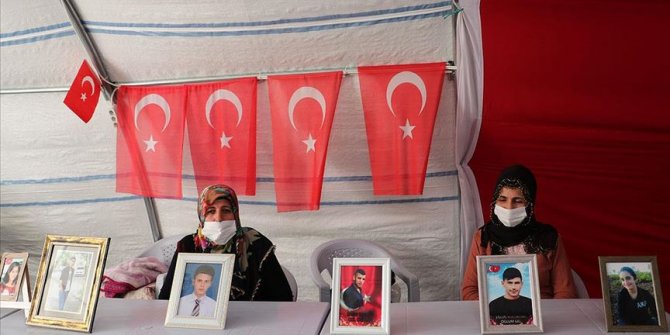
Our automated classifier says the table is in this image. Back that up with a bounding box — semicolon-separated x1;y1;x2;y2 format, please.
1;298;329;334
320;299;670;334
1;308;20;319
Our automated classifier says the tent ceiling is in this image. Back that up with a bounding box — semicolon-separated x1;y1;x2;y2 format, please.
1;0;455;90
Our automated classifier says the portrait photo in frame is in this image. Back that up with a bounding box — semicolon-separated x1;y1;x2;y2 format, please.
0;252;29;302
164;253;235;330
330;258;390;335
477;254;543;334
598;256;667;332
26;235;109;333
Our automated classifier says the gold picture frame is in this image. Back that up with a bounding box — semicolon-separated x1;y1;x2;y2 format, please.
598;256;667;332
164;253;235;330
477;254;543;334
26;235;110;333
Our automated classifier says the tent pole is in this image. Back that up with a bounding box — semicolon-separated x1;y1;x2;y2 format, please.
60;0;162;242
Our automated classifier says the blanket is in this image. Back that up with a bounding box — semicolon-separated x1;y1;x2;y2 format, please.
100;256;168;298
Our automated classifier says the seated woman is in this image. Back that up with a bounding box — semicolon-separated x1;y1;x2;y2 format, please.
461;164;577;300
616;266;658;325
159;184;292;301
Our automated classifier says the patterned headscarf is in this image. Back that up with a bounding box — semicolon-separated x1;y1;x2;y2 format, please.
194;184;242;249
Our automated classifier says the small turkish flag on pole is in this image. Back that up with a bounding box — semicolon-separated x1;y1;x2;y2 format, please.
63;60;102;123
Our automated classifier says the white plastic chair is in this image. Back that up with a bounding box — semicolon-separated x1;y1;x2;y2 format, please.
572;269;589;298
138;234;184;268
309;239;420;303
137;234;183;298
281;265;298;301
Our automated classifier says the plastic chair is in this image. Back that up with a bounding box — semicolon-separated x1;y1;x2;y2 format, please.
310;239;420;303
137;235;184;298
572;269;589;298
281;265;298;301
138;234;184;268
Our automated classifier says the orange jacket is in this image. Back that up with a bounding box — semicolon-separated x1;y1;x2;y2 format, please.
461;229;577;300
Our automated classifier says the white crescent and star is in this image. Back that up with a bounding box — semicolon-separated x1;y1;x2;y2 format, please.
80;76;95;102
386;71;427;140
288;86;326;153
205;89;243;149
134;94;172;152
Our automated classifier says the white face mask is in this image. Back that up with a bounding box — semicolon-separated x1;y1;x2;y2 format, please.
201;220;237;245
494;205;527;227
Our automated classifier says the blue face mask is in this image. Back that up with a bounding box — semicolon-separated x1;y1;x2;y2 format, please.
494;205;527;227
201;220;236;245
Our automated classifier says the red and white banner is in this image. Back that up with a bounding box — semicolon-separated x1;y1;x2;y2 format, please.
63;60;101;123
186;79;257;195
116;85;187;198
268;72;342;212
358;62;445;195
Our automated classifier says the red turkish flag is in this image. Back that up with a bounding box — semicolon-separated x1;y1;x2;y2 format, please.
63;60;101;123
268;72;342;212
186;78;257;195
116;85;187;198
358;62;445;195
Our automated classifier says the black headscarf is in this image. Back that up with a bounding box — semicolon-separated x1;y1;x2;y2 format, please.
480;164;558;254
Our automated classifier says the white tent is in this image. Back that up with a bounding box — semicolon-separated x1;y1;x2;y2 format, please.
1;1;463;301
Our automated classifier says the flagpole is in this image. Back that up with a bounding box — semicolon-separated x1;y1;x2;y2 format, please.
61;0;163;243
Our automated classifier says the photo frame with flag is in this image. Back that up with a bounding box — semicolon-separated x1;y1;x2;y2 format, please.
477;254;543;334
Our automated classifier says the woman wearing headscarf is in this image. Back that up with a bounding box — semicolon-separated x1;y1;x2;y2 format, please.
616;266;658;325
159;184;292;301
461;164;577;300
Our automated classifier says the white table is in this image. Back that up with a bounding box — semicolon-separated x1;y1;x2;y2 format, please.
320;299;670;334
1;308;21;319
1;298;329;334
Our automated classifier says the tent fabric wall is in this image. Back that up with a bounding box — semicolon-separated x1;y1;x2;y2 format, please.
471;0;670;306
1;1;460;302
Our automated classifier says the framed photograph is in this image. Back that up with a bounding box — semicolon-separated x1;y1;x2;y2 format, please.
1;252;29;302
477;254;543;334
598;256;667;332
164;253;235;330
26;235;110;333
329;258;390;335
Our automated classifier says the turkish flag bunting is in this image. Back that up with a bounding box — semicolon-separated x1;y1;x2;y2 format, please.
268;72;343;212
186;78;257;195
63;60;102;123
358;62;445;195
116;85;187;198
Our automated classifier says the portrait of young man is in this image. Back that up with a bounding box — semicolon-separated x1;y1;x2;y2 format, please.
177;264;218;318
488;267;533;325
338;266;384;327
341;268;369;311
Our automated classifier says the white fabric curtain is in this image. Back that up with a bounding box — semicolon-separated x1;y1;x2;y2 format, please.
455;0;484;288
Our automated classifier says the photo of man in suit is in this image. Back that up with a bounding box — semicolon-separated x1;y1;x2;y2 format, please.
177;265;217;318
